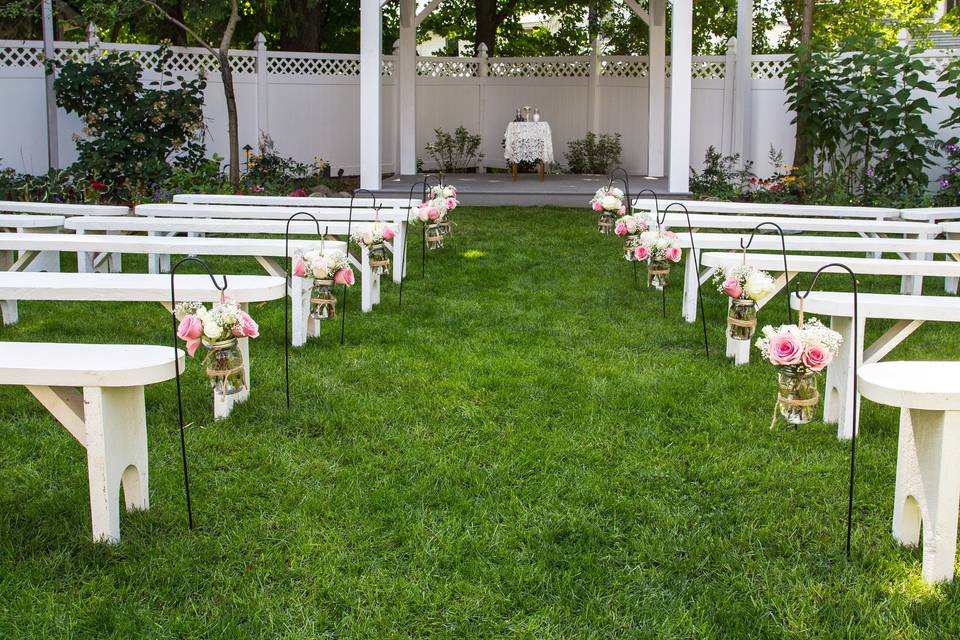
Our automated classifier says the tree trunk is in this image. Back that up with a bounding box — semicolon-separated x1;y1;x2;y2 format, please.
791;0;815;168
475;0;498;55
219;52;240;188
278;1;328;51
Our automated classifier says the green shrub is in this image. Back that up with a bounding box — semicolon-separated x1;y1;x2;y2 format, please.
690;146;752;200
53;46;206;203
425;127;483;172
564;132;621;174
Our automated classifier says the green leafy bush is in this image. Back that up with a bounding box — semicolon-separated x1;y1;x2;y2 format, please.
565;132;621;174
690;146;753;199
53;46;207;202
425;127;483;172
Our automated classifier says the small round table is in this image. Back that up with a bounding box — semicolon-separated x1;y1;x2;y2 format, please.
858;360;960;583
504;121;554;182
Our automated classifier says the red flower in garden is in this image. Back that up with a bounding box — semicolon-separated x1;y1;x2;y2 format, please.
288;187;307;197
90;180;106;191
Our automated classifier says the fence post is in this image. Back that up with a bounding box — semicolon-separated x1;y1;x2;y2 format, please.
477;43;488;174
254;32;269;139
86;22;100;62
721;37;736;157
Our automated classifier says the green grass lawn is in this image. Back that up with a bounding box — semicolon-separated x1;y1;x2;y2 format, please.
2;207;959;638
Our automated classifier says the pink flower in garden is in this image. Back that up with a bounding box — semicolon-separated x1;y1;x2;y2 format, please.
383;226;395;241
176;315;203;357
233;311;259;339
292;258;307;277
722;278;743;299
288;187;307;197
801;343;832;371
334;267;355;286
614;222;628;236
768;333;803;366
665;246;682;262
252;185;264;193
592;200;603;212
634;245;650;261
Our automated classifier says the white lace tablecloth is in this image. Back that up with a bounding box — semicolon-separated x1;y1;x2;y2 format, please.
504;121;554;164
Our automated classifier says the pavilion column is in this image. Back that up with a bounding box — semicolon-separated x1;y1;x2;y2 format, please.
360;0;382;190
732;0;753;165
647;0;666;177
668;0;693;193
398;0;417;175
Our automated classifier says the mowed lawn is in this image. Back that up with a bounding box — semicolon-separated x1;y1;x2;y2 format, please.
1;207;959;638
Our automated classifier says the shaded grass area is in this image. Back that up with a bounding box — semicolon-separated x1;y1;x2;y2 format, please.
1;206;959;638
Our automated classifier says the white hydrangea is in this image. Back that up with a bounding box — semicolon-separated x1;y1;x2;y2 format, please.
743;270;776;301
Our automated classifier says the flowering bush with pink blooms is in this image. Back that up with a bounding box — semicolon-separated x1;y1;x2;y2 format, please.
175;300;259;358
755;318;842;373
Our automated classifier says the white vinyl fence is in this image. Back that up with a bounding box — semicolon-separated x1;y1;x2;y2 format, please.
0;34;957;182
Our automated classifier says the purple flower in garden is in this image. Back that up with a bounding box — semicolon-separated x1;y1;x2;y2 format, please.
866;167;875;178
940;178;951;189
946;143;959;153
52;196;62;203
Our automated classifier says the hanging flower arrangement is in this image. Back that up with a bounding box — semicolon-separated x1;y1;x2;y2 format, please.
351;222;395;276
755;318;842;426
293;248;355;321
634;229;681;289
415;184;459;249
713;265;776;340
590;187;626;234
175;300;259;398
615;213;652;261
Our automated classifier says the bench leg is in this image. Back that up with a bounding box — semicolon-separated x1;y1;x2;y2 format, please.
361;246;373;313
893;407;960;583
823;315;863;440
392;223;406;285
83;385;149;544
1;299;18;325
946;277;959;295
213;336;250;420
681;249;699;323
290;276;315;346
373;271;381;306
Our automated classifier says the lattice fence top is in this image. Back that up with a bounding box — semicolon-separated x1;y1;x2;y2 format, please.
752;57;788;80
417;58;479;78
691;58;726;80
488;58;592;78
268;54;359;77
600;57;649;78
921;50;960;75
0;45;43;68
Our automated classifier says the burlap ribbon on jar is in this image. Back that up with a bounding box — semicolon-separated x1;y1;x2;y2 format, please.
647;264;670;286
771;389;820;429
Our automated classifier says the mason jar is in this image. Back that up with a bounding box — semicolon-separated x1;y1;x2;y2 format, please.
369;243;390;276
777;366;819;425
727;298;758;341
425;223;444;249
598;212;615;234
310;279;337;320
647;259;670;290
203;338;246;398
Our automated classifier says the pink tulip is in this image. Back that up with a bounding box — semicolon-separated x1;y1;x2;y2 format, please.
722;278;743;299
383;226;395;241
665;246;682;262
634;245;650;261
292;258;306;277
334;267;355;286
802;343;832;371
235;310;259;339
176;315;203;357
768;333;803;366
614;222;628;236
592;200;603;212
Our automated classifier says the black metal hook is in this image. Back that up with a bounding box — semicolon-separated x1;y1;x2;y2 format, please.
609;167;631;209
632;188;662;229
168;256;228;531
339;191;375;345
738;221;793;325
283;211;324;411
794;263;860;561
663;202;709;357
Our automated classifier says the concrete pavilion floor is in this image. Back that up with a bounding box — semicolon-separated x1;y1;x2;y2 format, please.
374;173;685;207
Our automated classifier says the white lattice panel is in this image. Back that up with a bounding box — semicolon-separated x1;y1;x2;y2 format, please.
488;59;591;78
416;59;478;78
923;50;960;76
0;45;44;68
381;59;394;76
600;58;649;78
752;58;788;80
267;55;359;76
691;60;725;80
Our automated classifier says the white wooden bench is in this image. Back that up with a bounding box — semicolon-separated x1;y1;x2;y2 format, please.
0;200;129;216
937;221;960;295
858;361;960;584
0;341;183;543
66;216;394;313
0;213;65;273
899;207;960;223
173;193;416;208
0;272;285;419
787;292;960;441
633;199;901;220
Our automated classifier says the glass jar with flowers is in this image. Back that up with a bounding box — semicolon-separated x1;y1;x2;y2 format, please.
713;264;776;340
175;300;260;398
292;248;356;320
635;229;682;289
590;187;626;234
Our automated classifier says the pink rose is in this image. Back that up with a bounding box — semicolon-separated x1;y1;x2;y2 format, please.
665;246;682;263
618;205;626;216
592;201;603;212
634;245;650;261
383;226;395;241
802;343;832;372
176;315;203;357
427;207;440;221
614;222;628;236
446;197;457;210
768;333;803;366
234;310;259;339
666;231;677;239
722;278;743;299
417;204;430;222
334;267;355;286
292;258;306;277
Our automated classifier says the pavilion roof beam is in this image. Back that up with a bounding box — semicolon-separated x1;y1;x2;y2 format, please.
621;0;650;26
415;0;442;27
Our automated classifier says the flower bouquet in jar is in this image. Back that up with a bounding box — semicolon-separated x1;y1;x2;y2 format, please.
755;318;842;426
351;222;395;276
590;187;626;234
428;184;459;236
175;300;259;398
713;265;776;340
634;229;682;289
615;213;651;261
292;247;355;321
